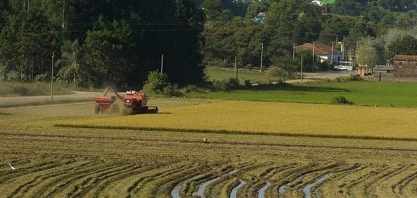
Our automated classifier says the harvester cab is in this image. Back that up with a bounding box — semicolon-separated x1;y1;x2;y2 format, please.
93;87;158;115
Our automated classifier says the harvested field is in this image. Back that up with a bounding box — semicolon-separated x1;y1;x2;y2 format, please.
1;98;417;198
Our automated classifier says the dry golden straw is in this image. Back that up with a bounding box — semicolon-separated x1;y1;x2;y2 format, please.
58;101;417;139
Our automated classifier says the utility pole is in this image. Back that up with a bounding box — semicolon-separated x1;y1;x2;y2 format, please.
301;56;303;83
62;0;65;28
51;52;54;101
331;42;334;66
160;54;164;74
260;42;264;72
234;56;238;80
312;42;315;72
293;43;295;59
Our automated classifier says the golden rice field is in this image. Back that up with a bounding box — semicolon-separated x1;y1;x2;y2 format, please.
57;100;417;140
1;98;417;198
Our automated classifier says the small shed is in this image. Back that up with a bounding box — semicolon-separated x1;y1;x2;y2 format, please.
394;55;417;78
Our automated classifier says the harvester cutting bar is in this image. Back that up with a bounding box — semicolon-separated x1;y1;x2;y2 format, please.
146;106;158;113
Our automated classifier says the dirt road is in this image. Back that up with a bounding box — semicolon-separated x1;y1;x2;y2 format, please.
286;70;353;83
0;91;102;107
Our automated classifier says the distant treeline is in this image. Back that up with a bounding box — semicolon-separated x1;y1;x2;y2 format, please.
0;0;206;89
201;0;417;71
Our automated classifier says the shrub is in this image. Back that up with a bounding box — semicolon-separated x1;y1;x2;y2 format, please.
212;80;229;92
183;85;206;94
244;64;253;71
332;96;354;105
211;78;240;92
143;71;182;97
334;75;363;82
266;66;285;79
143;71;169;94
162;84;183;97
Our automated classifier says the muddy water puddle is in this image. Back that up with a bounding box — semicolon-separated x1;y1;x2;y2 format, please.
278;182;289;198
171;169;237;198
303;173;333;198
192;177;220;198
229;180;246;198
257;181;271;198
171;180;185;198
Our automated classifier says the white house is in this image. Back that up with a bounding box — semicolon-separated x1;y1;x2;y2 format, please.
294;42;342;64
312;0;324;6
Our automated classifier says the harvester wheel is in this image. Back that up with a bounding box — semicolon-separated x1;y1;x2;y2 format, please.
142;106;149;113
94;105;101;114
122;107;133;115
111;105;120;114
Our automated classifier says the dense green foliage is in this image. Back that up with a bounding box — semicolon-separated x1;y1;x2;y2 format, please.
1;0;417;89
0;0;205;89
202;0;417;74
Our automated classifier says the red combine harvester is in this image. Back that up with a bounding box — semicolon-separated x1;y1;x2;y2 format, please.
93;87;158;115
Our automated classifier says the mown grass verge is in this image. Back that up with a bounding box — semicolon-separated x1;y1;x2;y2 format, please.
0;81;72;97
54;123;417;142
0;98;91;108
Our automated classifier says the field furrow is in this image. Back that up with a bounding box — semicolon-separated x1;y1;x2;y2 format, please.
93;165;155;198
40;162;117;197
150;165;214;197
205;173;238;198
1;161;65;197
346;164;390;197
282;163;339;197
400;172;417;198
371;164;413;198
5;159;85;198
82;165;142;198
319;163;364;197
56;164;124;197
127;165;195;197
73;164;135;197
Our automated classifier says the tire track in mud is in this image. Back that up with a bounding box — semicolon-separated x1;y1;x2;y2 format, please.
303;173;333;198
2;161;66;197
367;164;413;198
5;160;86;198
152;164;211;197
345;165;390;197
170;166;219;198
276;163;323;197
281;163;341;197
395;167;417;196
205;169;238;198
319;163;364;197
94;165;158;197
230;180;246;198
400;172;417;197
257;181;271;198
260;163;302;197
42;162;118;198
191;168;237;198
126;163;195;198
75;164;136;197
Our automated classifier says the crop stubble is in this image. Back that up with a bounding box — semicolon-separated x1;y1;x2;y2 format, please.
1;99;417;197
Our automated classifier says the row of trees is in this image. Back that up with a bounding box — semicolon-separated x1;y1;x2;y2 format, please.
201;0;417;72
1;0;417;89
0;0;206;89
